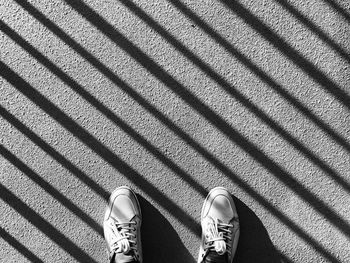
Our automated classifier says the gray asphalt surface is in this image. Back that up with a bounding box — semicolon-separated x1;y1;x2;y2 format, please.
1;0;350;262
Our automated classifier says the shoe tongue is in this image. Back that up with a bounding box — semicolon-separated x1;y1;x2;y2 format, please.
204;251;228;263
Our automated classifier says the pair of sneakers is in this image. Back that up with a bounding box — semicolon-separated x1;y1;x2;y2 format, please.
103;186;240;263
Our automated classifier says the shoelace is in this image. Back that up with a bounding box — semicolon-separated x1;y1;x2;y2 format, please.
108;219;137;254
203;217;233;256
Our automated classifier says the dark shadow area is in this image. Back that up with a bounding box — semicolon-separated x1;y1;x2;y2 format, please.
0;183;98;263
0;61;200;237
219;0;350;110
274;0;350;63
59;0;350;239
0;144;103;237
232;196;282;263
323;0;350;23
0;226;45;263
138;195;195;263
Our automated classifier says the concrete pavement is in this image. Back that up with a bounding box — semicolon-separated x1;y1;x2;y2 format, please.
1;0;349;262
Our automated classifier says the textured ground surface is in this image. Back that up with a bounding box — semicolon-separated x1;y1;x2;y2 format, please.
1;0;350;262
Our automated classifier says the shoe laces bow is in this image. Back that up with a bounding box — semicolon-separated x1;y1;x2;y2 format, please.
108;219;137;254
203;217;233;256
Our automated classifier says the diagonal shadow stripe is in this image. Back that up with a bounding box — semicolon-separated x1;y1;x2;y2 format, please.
0;143;103;237
61;0;350;238
323;0;350;23
0;104;109;202
6;3;342;260
0;20;207;199
0;61;201;236
274;0;350;63
0;226;45;263
166;0;350;155
0;183;98;263
118;0;350;193
219;0;350;109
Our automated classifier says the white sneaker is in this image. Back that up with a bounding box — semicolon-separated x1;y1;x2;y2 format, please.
198;187;240;263
104;186;142;263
